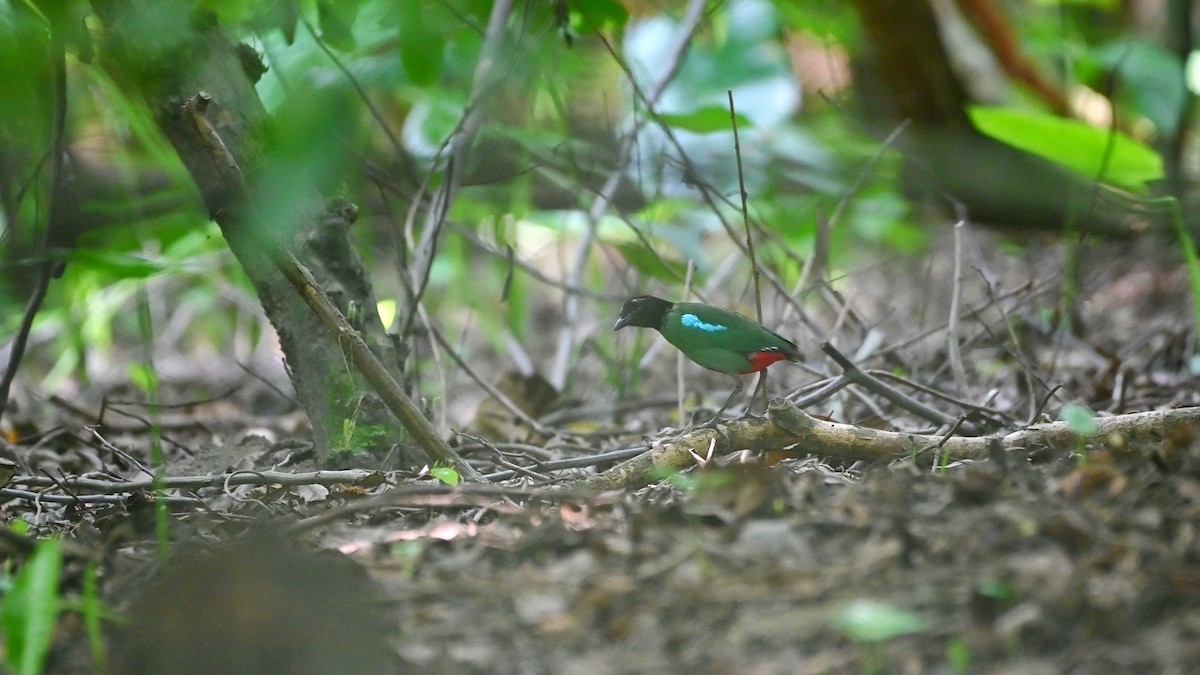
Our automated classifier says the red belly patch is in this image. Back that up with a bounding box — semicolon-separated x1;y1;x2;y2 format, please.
743;349;793;373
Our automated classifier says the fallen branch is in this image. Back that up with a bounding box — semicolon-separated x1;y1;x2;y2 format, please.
574;402;1200;491
6;468;390;495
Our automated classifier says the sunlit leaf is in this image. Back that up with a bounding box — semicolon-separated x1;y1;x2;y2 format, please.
968;105;1163;191
659;107;753;134
376;299;396;327
431;465;460;486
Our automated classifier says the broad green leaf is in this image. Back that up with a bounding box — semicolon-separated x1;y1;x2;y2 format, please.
659;107;753;134
832;599;928;643
431;465;460;486
968;106;1163;191
2;539;63;675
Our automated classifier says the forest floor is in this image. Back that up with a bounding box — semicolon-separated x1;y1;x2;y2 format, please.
4;233;1200;674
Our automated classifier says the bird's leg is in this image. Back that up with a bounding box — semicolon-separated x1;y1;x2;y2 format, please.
706;377;744;426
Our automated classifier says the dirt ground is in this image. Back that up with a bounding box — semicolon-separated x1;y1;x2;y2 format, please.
4;234;1200;674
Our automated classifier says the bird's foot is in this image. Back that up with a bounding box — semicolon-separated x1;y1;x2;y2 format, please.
701;411;724;429
697;415;732;452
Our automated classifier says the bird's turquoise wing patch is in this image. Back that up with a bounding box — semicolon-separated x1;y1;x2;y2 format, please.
681;313;728;333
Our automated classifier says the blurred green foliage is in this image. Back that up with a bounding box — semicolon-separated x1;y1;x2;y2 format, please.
0;537;63;675
0;0;1181;397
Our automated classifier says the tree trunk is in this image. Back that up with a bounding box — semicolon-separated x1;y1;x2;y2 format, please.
90;0;416;463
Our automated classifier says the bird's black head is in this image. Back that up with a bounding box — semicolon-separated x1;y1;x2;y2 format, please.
614;295;674;331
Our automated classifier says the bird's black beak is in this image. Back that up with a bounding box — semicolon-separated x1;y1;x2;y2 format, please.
613;314;631;331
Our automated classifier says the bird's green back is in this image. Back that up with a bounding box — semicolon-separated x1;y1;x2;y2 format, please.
660;302;797;374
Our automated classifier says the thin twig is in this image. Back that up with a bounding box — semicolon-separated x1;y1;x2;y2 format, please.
794;212;831;319
947;219;968;392
867;370;1014;428
481;446;651;482
727;90;762;323
301;20;406;161
401;0;515;343
0;38;69;424
424;320;553;438
679;260;696;423
281;482;598;535
791;375;851;409
727;89;769;410
821;342;960;428
454;431;553;482
448;222;623;300
417;302;453;433
550;0;709;390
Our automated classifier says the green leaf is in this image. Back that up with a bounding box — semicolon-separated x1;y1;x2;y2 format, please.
127;362;159;394
615;243;687;282
968;105;1163;191
831;599;928;643
659;107;753;134
396;0;443;86
2;539;64;675
376;299;396;328
317;0;357;52
67;250;172;279
431;465;460;486
1060;403;1098;435
81;562;107;671
946;637;972;675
